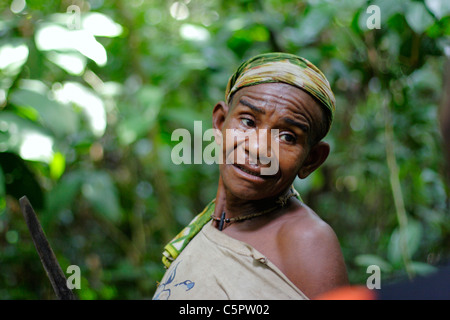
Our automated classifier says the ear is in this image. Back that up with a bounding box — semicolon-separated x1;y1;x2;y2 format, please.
212;101;229;132
297;141;330;179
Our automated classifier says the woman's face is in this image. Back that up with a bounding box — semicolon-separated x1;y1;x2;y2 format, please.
214;82;327;201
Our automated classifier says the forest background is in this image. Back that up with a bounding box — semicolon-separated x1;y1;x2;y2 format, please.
0;0;449;299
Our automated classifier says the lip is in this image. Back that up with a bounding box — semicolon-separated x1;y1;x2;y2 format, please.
232;164;271;182
236;163;260;175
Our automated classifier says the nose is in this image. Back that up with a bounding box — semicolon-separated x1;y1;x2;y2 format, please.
246;129;273;165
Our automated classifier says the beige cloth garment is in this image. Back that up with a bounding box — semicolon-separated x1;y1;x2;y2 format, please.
152;221;309;300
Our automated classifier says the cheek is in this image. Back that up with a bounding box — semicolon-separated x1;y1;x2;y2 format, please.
221;120;248;158
220;128;235;161
278;147;307;175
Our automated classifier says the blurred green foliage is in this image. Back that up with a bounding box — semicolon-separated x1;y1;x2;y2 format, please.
0;0;449;299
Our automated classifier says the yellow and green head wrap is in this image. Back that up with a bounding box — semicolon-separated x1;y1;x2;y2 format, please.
225;52;336;134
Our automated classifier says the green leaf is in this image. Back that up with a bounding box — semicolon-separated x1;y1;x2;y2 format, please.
53;82;106;137
9;88;78;137
47;169;121;223
35;23;107;66
295;6;333;46
161;108;209;130
81;12;123;37
0;39;29;76
0;112;55;163
49;151;65;180
354;254;393;273
117;85;163;145
387;219;423;266
81;171;122;222
46;170;84;217
46;52;86;75
405;2;435;34
425;0;450;19
358;0;405;29
410;261;438;276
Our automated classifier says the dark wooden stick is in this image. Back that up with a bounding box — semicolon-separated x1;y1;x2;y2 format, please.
19;196;76;300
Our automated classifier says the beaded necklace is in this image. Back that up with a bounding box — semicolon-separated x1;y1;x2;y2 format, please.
211;190;296;231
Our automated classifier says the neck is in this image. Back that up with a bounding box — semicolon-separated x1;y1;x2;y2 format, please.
219;187;294;221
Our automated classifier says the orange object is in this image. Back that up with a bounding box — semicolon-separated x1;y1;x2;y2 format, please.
314;286;377;300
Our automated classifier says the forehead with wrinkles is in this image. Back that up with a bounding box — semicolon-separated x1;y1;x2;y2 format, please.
227;82;326;145
225;52;335;138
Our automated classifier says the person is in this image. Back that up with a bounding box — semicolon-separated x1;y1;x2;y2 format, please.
153;52;349;300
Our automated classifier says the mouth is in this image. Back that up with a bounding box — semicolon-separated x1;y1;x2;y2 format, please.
234;164;261;177
231;163;277;183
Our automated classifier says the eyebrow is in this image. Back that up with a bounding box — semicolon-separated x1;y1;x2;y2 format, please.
282;117;309;133
239;99;266;114
239;98;309;132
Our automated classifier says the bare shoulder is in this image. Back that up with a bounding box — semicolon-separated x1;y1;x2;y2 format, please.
276;202;349;299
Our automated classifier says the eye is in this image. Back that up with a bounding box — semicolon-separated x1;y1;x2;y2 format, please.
280;133;296;143
241;118;255;127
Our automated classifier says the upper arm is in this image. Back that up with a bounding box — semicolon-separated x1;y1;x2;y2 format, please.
279;216;349;299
